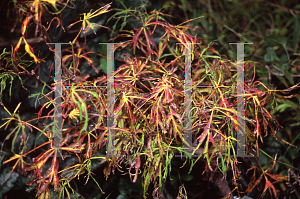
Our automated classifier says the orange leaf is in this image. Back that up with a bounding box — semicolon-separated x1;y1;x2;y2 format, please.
21;16;33;35
24;38;41;63
1;154;24;185
262;179;277;198
51;157;59;190
13;37;23;61
13;37;30;73
34;149;54;171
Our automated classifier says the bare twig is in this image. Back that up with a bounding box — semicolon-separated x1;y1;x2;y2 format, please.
0;37;45;48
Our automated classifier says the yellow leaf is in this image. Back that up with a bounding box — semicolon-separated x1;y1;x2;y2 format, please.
13;102;22;114
42;0;57;6
69;108;80;119
2;104;12;116
24;38;41;63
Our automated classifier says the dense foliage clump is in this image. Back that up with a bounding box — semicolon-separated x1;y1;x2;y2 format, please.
0;1;299;198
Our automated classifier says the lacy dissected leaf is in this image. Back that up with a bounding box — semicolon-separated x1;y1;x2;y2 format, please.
69;108;80;119
68;3;112;43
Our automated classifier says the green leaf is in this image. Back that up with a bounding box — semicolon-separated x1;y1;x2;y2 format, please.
264;35;287;47
0;151;6;170
282;64;294;85
100;58;107;74
181;174;193;181
277;76;288;88
278;156;292;168
280;54;288;62
227;50;235;60
0;48;6;57
293;17;300;50
121;21;126;31
28;84;49;108
170;176;178;185
275;102;294;112
264;47;277;62
0;72;14;102
157;53;174;60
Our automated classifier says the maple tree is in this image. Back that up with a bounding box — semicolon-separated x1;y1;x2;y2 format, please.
0;1;299;199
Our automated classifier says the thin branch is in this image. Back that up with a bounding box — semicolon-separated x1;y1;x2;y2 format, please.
0;37;45;48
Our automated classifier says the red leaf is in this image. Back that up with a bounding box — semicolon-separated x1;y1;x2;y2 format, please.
133;154;141;183
262;179;277;198
196;114;212;147
219;93;229;108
